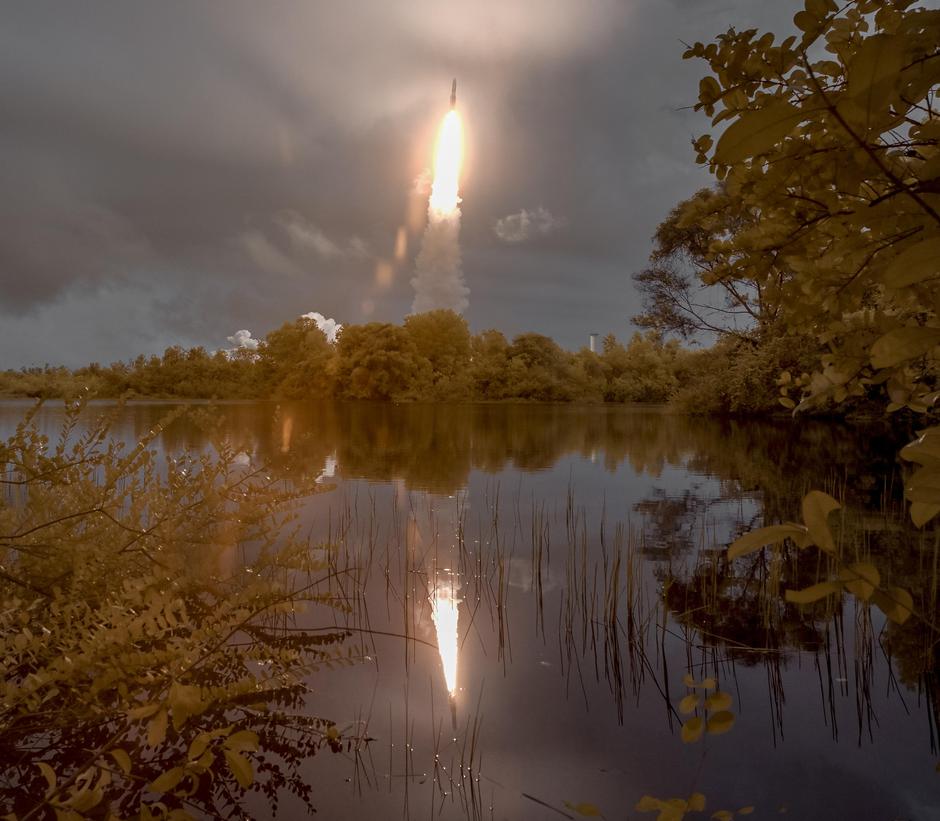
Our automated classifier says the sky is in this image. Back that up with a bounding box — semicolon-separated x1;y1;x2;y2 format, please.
0;0;803;368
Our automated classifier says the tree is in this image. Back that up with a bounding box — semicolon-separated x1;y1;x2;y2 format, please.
403;310;472;400
259;317;335;399
682;0;939;522
633;186;788;342
506;333;573;401
469;330;513;399
333;323;431;401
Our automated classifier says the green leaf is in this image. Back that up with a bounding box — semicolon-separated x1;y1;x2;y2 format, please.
839;562;880;601
871;327;940;369
883;238;940;289
223;749;253;789
681;716;704;743
728;523;808;559
802;490;840;553
706;711;736;735
713;99;804;164
785;580;843;605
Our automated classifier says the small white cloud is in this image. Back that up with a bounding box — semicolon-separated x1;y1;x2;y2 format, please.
300;310;343;343
227;329;260;350
493;206;566;243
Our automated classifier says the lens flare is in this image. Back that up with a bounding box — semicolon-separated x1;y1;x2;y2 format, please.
431;578;459;698
429;110;463;214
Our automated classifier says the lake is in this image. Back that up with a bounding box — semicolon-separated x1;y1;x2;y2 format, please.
1;400;936;820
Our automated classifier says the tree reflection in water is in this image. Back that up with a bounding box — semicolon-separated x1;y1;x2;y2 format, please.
1;400;935;819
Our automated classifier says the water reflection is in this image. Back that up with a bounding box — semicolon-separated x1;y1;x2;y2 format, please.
431;572;460;701
0;400;934;820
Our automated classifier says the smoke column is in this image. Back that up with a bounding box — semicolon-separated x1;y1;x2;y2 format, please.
411;109;469;314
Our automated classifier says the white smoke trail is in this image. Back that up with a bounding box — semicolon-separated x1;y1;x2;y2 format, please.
411;109;469;314
411;208;468;314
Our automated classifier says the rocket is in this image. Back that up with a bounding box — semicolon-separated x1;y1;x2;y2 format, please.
450;78;457;109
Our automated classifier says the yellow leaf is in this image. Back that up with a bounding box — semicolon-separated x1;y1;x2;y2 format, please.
679;693;701;714
705;691;732;712
701;677;717;690
127;704;160;721
711;812;733;821
681;717;704;743
713;99;805;164
883;238;940;289
224;730;259;753
688;793;706;811
223;749;253;789
147;767;184;794
683;673;698;688
636;796;665;812
109;749;132;775
785;581;842;605
168;683;205;732
801;490;840;553
840;34;907;132
872;587;914;625
706;711;736;735
840;562;880;602
871;327;940;369
728;524;808;560
147;708;168;747
910;502;940;528
738;808;755;815
37;762;56;796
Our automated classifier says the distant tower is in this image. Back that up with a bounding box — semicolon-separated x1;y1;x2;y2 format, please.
589;333;599;353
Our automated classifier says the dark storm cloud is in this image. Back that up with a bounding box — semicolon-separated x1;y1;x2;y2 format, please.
0;0;803;366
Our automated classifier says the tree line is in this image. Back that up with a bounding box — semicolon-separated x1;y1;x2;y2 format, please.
0;312;704;405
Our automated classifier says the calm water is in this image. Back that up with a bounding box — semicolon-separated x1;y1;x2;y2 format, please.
1;400;937;820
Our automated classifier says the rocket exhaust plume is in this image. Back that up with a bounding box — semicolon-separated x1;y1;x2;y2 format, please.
411;84;469;314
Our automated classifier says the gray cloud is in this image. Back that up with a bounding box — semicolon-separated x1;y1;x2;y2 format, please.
0;0;804;367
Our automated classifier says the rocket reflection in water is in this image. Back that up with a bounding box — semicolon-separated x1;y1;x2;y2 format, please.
430;570;460;723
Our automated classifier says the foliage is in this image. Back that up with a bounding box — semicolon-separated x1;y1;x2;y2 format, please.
672;333;823;415
0;400;358;819
682;0;939;517
1;312;694;405
633;186;786;342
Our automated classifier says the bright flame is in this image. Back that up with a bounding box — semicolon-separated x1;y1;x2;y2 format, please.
431;579;459;697
429;110;463;214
